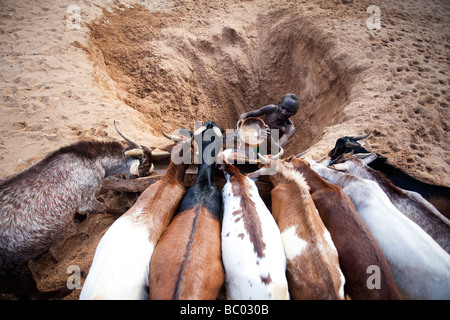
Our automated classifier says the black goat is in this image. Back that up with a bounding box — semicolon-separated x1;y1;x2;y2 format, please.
0;122;152;299
149;121;225;299
328;132;450;218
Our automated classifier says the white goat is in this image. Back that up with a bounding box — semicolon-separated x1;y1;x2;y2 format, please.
308;158;450;300
333;153;450;254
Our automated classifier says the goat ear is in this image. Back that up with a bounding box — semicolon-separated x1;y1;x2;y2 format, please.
219;149;234;164
212;126;223;138
193;125;207;137
304;157;320;168
321;157;333;167
353;153;370;159
247;163;278;179
353;152;377;164
246;169;262;181
124;149;145;157
345;141;360;148
330;163;347;172
284;155;295;162
361;152;378;165
129;159;141;176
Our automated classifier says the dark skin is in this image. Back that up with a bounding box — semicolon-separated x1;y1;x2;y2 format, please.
236;99;298;148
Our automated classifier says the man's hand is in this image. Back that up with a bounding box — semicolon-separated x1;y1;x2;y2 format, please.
259;125;271;139
234;119;244;130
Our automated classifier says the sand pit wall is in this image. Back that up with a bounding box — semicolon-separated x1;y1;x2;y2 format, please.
87;5;356;156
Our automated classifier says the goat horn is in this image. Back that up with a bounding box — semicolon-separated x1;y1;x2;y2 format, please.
353;131;372;141
161;129;183;142
271;147;284;160
295;151;307;158
114;121;141;149
124;149;145;157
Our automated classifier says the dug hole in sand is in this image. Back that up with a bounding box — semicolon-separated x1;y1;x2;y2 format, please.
85;3;355;155
0;0;448;299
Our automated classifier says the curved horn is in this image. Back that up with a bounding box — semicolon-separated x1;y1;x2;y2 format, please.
295;151;307;158
353;131;372;141
161;129;183;143
114;121;140;149
271;147;284;160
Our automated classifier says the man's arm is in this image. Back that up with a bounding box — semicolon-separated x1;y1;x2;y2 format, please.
235;105;277;129
278;123;296;148
238;105;276;120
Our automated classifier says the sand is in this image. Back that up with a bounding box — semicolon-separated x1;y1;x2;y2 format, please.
0;0;448;299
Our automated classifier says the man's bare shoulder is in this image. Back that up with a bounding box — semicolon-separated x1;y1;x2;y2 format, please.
259;104;278;113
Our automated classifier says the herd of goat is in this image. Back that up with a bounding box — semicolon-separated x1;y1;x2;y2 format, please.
0;121;449;300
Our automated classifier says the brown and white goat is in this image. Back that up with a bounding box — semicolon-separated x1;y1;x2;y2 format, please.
149;121;224;300
220;150;289;300
80;140;190;300
333;153;450;254
0;123;152;299
248;156;344;300
285;156;401;300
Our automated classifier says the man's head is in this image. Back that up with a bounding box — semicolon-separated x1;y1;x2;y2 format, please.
277;93;300;120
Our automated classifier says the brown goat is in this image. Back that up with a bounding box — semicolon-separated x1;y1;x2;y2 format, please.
248;157;344;300
149;121;224;300
286;157;402;300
